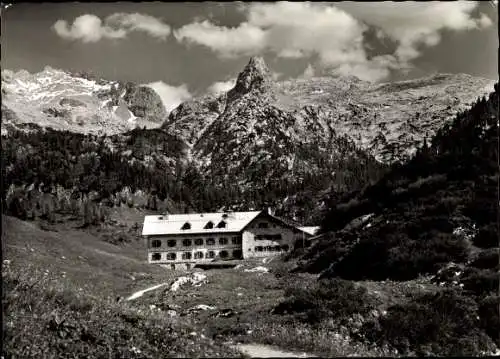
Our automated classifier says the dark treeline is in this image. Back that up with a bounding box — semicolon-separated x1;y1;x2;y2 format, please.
2;119;386;224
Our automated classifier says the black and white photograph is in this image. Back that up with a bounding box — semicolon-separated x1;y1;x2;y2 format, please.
1;1;499;357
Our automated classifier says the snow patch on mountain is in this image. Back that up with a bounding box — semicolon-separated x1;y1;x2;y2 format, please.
1;66;163;135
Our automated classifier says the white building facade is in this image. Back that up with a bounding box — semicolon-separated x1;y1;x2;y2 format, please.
142;210;318;270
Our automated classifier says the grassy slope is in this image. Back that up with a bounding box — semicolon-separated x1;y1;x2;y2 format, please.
2;215;243;358
2;215;169;297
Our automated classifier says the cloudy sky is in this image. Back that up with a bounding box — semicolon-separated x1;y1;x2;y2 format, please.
2;1;498;110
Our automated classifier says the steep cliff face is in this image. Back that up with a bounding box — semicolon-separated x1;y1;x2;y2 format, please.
162;93;226;146
123;82;167;122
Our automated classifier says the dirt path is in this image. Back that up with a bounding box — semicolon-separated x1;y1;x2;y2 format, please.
236;344;316;358
126;282;170;301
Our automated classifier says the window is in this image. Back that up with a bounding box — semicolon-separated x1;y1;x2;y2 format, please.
207;251;215;258
265;246;272;251
217;221;227;228
219;238;228;245
258;222;268;228
151;239;162;248
231;236;241;244
171;264;176;270
194;251;204;259
152;253;161;261
186;263;191;270
206;238;215;245
195;238;204;245
181;222;191;230
219;250;228;259
281;244;290;251
274;245;281;252
183;239;192;247
167;253;177;260
167;240;176;247
204;221;214;229
233;249;242;259
255;246;263;252
273;234;282;240
182;252;192;260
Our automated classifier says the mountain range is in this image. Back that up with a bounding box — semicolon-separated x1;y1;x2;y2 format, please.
2;56;499;357
1;58;496;224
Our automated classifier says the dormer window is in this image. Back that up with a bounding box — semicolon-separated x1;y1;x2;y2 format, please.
204;221;214;229
217;221;227;228
222;213;229;219
181;222;191;230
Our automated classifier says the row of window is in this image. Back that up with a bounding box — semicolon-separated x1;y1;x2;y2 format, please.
181;220;227;230
255;244;289;252
177;220;277;232
255;234;282;241
151;249;242;261
151;237;242;248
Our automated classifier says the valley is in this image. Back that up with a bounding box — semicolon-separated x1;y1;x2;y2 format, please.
2;56;498;357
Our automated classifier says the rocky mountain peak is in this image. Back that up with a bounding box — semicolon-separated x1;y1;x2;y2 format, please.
227;56;273;101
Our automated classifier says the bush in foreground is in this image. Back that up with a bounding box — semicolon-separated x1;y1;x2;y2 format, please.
273;278;376;324
362;289;497;356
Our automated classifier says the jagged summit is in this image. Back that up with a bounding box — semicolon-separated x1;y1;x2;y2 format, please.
246;56;270;75
227;56;273;101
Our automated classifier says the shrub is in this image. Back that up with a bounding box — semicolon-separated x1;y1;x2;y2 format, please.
364;290;496;356
473;224;499;249
460;268;499;296
478;295;500;347
469;248;499;270
274;278;375;324
326;228;470;281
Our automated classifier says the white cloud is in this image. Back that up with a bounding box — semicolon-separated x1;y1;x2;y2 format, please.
331;54;404;82
335;1;492;63
53;13;171;42
174;1;491;82
207;78;237;94
53;15;126;43
106;13;171;40
174;2;365;63
145;81;192;112
174;20;266;58
271;72;282;81
300;64;315;79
